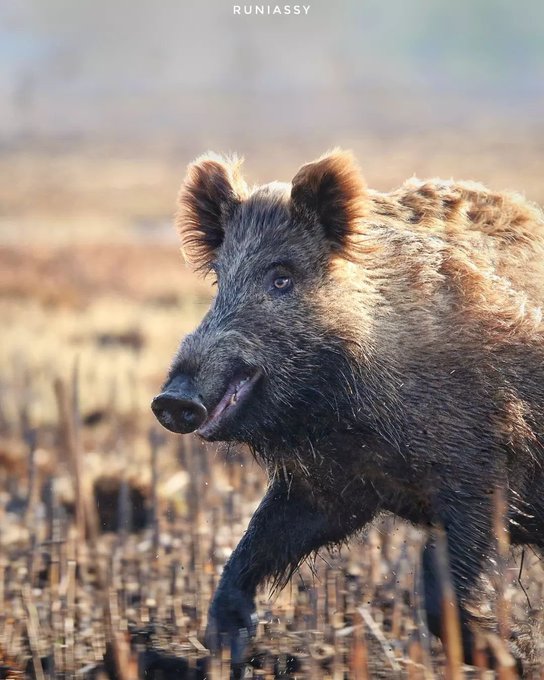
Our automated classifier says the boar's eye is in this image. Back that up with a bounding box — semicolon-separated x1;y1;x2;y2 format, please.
266;268;293;296
274;276;291;290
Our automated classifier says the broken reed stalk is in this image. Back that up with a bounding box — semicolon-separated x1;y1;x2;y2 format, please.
492;486;517;680
23;427;38;526
349;613;369;680
433;529;464;680
71;361;100;545
21;583;46;680
54;373;86;547
149;427;162;561
414;560;437;680
24;427;42;591
485;633;518;676
46;477;63;676
103;591;135;680
358;605;401;673
407;634;428;680
471;631;490;677
100;556;133;677
0;556;6;652
64;558;77;675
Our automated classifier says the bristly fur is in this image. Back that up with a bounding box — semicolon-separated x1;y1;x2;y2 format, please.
290;148;368;252
176;152;248;272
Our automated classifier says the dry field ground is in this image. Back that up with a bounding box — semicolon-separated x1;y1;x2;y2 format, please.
0;131;543;678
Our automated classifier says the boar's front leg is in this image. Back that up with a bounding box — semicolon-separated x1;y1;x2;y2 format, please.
206;476;379;663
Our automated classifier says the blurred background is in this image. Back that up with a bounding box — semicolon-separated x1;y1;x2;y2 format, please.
2;0;544;244
0;1;543;676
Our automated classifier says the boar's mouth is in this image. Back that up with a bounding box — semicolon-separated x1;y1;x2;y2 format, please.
197;368;263;440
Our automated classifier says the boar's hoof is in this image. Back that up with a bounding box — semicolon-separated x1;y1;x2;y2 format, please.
205;584;258;664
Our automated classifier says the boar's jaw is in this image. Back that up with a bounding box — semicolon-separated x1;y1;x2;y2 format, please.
197;368;263;440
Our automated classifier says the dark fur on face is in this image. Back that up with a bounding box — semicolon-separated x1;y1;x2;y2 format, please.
159;149;544;670
172;150;372;455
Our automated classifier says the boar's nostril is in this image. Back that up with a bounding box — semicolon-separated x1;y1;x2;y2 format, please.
151;393;207;434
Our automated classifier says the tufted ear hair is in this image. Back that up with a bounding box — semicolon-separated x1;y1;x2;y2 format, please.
176;153;248;272
290;149;367;250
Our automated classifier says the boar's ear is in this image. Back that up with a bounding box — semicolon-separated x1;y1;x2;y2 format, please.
290;150;367;250
176;153;248;272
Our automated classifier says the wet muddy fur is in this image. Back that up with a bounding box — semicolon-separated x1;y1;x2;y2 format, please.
153;150;544;672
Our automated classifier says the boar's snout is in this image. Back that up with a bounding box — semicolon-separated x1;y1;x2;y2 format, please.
152;374;207;434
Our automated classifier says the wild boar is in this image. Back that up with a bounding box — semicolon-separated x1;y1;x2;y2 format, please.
152;150;544;671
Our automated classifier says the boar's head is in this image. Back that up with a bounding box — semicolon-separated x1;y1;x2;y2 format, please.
152;150;370;452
